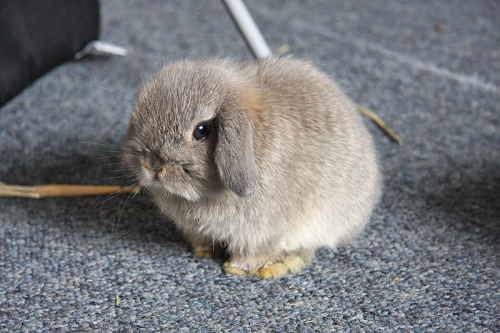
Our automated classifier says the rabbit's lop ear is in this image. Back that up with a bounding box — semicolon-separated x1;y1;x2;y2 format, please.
215;107;259;197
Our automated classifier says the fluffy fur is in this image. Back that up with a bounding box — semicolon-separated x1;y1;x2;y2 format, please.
123;57;381;278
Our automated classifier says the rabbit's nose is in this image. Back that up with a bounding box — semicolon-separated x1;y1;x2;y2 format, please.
153;164;165;177
143;153;166;179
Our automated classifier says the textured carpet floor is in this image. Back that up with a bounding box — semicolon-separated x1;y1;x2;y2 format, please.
1;0;499;331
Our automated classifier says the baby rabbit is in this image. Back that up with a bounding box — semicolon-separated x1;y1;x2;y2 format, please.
123;57;381;278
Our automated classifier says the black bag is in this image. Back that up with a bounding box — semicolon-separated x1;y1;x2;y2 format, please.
0;0;100;106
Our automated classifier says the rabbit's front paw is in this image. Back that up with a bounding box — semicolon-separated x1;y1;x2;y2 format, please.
185;232;225;258
255;251;314;278
224;249;315;279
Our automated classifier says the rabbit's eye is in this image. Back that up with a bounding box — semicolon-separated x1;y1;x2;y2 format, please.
193;122;211;141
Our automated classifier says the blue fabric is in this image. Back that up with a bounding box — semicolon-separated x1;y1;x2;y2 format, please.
1;0;498;331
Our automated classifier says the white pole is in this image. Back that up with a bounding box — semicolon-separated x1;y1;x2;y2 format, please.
222;0;273;59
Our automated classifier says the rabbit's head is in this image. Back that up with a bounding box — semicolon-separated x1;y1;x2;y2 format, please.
123;60;259;201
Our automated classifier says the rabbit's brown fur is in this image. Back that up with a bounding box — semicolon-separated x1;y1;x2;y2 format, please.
124;57;381;278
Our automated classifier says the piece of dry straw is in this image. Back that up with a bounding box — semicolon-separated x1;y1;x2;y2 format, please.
0;182;139;199
356;105;403;145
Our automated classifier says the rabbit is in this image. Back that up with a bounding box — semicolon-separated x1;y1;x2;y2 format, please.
123;56;381;278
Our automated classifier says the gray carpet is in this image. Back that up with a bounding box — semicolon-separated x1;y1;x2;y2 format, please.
1;0;499;331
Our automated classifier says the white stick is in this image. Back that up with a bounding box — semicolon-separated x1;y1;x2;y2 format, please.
222;0;273;59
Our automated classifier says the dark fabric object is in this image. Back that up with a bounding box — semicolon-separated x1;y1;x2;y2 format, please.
0;0;100;106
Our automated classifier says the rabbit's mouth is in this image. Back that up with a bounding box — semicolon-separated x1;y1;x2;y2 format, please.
156;181;202;202
139;162;202;201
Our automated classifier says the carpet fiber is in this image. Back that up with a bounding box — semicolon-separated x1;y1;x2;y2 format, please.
1;0;498;331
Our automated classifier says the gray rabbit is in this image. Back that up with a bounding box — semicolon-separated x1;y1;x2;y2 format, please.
123;57;381;278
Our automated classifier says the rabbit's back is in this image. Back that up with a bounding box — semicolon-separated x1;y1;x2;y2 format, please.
245;57;381;248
